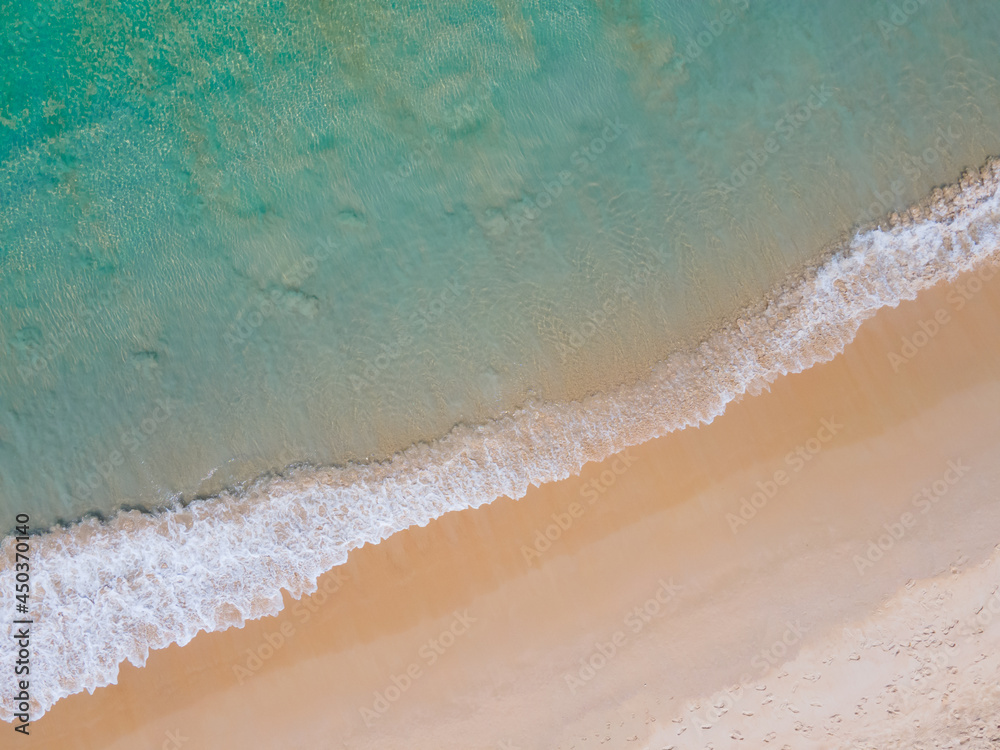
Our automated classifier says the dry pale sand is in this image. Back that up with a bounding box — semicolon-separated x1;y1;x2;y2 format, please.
25;264;1000;750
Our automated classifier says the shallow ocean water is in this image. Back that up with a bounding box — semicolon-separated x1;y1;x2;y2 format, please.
2;0;1000;533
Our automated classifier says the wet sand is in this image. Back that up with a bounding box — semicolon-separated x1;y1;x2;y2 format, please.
26;262;1000;749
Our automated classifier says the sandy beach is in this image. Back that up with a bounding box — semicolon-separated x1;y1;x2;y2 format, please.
21;261;1000;749
6;3;1000;748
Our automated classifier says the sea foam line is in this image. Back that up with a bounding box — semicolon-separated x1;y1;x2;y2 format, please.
2;159;999;722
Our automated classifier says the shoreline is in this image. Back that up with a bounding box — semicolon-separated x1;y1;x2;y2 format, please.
14;156;1000;542
2;156;1000;723
16;242;1000;749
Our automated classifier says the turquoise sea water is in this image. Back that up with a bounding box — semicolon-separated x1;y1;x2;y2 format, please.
2;0;1000;534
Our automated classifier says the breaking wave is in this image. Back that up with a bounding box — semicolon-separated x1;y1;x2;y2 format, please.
2;158;999;722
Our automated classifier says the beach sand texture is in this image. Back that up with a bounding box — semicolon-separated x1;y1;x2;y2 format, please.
19;249;1000;749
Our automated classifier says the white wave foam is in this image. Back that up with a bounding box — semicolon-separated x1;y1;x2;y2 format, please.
2;159;999;722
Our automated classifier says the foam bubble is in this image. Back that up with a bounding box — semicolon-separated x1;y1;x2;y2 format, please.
2;159;999;722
